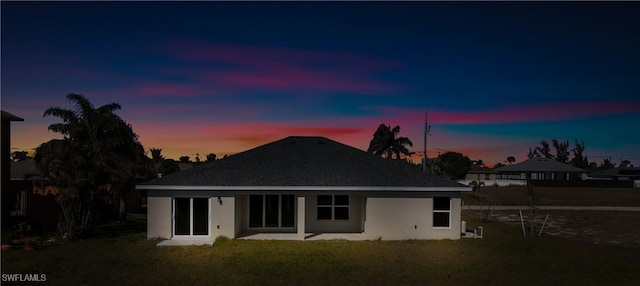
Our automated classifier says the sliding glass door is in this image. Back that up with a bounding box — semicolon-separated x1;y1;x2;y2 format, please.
249;194;295;229
174;197;210;236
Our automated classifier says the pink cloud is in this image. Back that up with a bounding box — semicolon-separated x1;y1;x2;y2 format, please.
370;101;640;125
133;84;208;97
167;42;407;94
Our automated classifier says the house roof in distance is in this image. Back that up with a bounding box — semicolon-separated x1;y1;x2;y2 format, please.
494;157;586;173
467;165;498;174
1;110;24;121
139;136;468;190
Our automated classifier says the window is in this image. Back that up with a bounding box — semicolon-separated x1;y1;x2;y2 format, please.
317;195;349;220
249;194;295;228
10;190;27;216
433;197;450;228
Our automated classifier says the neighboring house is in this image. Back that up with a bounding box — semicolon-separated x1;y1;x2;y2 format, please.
2;111;24;230
463;165;498;182
494;158;586;180
8;159;60;232
138;136;471;243
589;167;640;181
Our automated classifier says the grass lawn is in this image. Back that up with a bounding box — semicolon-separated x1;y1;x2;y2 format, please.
2;215;639;285
463;186;640;206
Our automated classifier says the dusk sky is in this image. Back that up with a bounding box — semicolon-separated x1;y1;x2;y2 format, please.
2;2;639;166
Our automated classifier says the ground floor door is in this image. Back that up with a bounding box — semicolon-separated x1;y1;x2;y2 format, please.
174;197;209;236
249;194;295;228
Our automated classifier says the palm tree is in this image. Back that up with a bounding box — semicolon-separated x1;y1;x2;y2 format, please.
367;124;413;160
37;93;144;237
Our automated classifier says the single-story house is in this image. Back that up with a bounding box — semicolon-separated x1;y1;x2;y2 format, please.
589;167;640;181
464;165;498;182
137;136;471;243
494;157;586;180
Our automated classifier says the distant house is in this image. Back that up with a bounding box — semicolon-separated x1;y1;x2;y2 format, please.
8;159;60;231
494;158;586;181
589;167;640;181
1;111;24;230
137;136;471;244
464;165;498;182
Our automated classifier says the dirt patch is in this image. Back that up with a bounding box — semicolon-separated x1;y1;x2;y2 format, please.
466;210;640;246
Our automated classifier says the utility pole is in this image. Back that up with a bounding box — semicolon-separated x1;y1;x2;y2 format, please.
423;110;431;173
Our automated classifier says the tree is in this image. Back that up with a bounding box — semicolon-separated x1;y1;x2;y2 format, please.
158;159;180;176
150;148;163;162
436;152;471;180
179;156;190;163
206;153;217;162
11;150;29;161
35;93;145;238
473;159;484;166
535;140;553;159
552;139;570;163
599;157;616;169
494;162;506;169
620;160;631;168
367;124;413;160
571;139;589;169
506;156;516;164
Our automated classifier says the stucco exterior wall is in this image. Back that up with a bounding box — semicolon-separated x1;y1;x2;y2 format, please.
234;195;247;237
211;196;236;239
147;195;172;239
364;197;461;240
304;194;363;233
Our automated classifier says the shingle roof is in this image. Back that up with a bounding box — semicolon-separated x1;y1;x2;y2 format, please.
1;110;24;121
467;165;498;174
10;159;36;180
139;136;466;189
494;158;586;173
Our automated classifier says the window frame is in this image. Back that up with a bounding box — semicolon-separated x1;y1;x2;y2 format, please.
317;195;350;221
172;197;210;237
248;194;296;229
432;197;451;229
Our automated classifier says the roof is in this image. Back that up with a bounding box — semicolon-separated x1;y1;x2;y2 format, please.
467;165;498;174
10;158;36;180
1;110;24;121
139;136;468;191
590;167;640;178
494;158;586;173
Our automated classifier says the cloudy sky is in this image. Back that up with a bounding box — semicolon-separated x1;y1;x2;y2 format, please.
2;2;639;166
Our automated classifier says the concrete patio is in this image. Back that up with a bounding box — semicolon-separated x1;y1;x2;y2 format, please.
237;232;368;241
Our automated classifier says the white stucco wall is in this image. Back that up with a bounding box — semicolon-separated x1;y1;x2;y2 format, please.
364;197;461;240
304;194;363;233
147;195;172;240
211;196;236;239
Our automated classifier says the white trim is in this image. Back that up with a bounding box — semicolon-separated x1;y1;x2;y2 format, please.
432;197;452;229
139;185;471;192
172;197;210;238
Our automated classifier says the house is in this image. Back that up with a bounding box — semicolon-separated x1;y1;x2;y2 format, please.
137;136;471;244
2;110;24;230
494;157;586;181
463;165;498;182
7;159;60;232
589;167;640;181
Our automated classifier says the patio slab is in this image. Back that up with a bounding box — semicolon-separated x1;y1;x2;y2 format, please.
237;232;368;241
157;238;214;246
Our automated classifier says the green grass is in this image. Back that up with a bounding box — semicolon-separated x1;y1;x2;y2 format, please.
3;216;639;286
